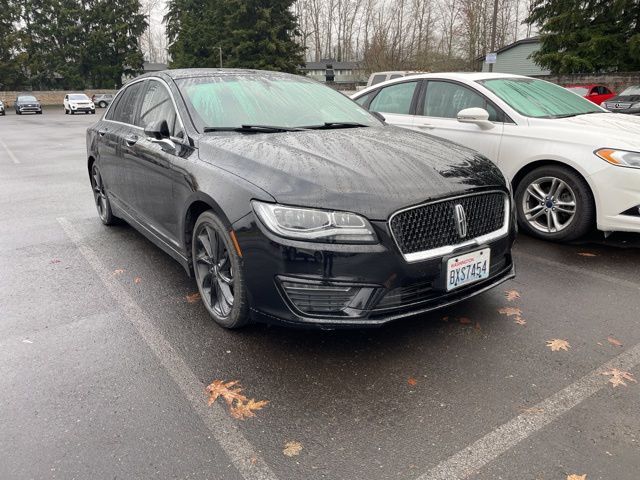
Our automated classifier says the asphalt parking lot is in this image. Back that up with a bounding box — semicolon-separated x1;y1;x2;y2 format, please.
1;108;639;480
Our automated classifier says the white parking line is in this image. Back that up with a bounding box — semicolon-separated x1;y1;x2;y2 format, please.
57;217;279;480
417;340;640;480
0;137;21;164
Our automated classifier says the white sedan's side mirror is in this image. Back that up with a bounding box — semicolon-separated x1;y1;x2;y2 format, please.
457;107;494;130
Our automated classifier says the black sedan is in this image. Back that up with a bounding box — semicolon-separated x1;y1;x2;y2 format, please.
14;94;42;114
603;85;640;114
86;69;516;328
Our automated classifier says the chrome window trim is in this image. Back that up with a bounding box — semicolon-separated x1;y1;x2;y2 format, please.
103;76;186;138
388;190;510;263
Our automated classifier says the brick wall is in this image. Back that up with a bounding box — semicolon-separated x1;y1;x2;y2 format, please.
0;90;118;107
535;72;640;93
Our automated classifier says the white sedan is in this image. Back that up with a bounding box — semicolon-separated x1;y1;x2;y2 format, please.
63;93;95;115
352;73;640;241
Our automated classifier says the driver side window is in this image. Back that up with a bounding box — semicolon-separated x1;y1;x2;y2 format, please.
138;80;183;138
422;81;500;122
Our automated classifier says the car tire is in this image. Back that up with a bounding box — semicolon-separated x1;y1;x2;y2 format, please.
191;211;249;329
91;110;96;114
37;111;42;114
90;163;116;226
515;165;594;242
70;110;74;115
64;108;68;114
99;101;107;108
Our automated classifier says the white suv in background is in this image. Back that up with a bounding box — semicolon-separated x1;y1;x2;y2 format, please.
352;73;640;241
64;93;95;115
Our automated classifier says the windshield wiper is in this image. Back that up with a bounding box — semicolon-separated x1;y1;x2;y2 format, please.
550;111;604;119
203;124;306;133
303;122;370;130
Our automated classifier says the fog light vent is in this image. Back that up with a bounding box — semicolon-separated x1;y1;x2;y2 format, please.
621;205;640;217
280;280;358;315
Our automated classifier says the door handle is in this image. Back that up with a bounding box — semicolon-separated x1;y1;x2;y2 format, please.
98;129;107;137
124;134;138;146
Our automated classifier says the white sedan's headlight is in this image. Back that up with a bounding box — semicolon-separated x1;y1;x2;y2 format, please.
252;201;377;243
595;148;640;169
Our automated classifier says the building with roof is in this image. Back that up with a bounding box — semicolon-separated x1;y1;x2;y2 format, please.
300;59;367;84
479;37;550;76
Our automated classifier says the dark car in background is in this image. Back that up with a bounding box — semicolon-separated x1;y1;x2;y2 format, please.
0;100;5;116
14;95;42;115
603;85;640;114
92;93;114;108
86;69;516;329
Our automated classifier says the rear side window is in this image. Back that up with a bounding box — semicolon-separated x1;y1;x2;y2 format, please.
390;74;403;80
354;91;377;107
107;82;145;125
138;80;182;137
370;74;386;86
368;81;419;115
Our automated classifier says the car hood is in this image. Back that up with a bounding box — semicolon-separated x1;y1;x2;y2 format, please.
197;126;506;220
537;113;640;148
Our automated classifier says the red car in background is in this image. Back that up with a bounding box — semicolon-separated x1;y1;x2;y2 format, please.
565;84;616;105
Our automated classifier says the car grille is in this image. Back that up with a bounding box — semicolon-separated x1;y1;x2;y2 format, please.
390;191;506;256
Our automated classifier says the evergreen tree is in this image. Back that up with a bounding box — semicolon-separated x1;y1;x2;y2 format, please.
527;0;640;74
165;0;305;73
0;1;22;89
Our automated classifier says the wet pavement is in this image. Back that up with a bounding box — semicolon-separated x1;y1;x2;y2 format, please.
1;108;639;480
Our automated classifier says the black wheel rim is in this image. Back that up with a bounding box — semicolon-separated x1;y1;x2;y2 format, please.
91;165;108;221
194;224;234;318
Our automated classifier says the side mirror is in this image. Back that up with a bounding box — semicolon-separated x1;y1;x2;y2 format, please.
145;119;171;140
457;107;494;130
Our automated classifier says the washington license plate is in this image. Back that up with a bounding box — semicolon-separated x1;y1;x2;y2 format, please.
446;248;491;291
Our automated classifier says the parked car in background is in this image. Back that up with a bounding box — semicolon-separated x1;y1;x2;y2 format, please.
366;71;421;87
602;85;640;115
565;84;615;105
64;93;95;115
352;73;640;241
87;69;516;329
92;93;114;108
0;100;5;116
14;95;42;115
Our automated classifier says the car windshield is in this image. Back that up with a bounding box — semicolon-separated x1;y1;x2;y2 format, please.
19;96;37;102
619;86;640;96
176;74;381;132
566;87;588;95
478;78;603;118
69;94;89;101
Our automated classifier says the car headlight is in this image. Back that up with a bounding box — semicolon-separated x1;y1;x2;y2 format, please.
595;148;640;169
252;201;377;243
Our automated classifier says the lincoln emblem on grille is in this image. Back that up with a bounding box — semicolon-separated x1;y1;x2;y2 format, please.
453;204;468;238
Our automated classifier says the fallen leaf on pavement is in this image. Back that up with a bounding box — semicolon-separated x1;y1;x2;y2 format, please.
112;269;125;275
607;336;623;347
546;339;570;351
134;276;142;284
520;406;544;415
567;475;586;480
458;317;472;324
206;380;268;419
50;259;61;264
498;307;522;317
514;317;527;326
186;292;201;303
601;369;637;388
577;252;597;257
441;316;449;322
283;441;303;457
474;321;481;331
407;377;417;386
504;290;521;301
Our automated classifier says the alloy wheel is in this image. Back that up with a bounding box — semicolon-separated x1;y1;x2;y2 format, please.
91;165;108;221
194;223;235;318
522;176;577;233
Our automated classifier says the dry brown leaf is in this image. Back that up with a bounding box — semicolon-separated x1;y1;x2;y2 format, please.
206;380;268;419
601;369;637;388
186;292;201;303
567;475;587;480
50;259;61;264
113;268;125;275
458;317;472;324
504;290;521;301
514;317;527;326
407;377;417;386
607;336;623;348
498;307;522;317
520;406;544;415
441;316;449;322
283;441;303;457
546;339;570;351
474;321;481;331
134;276;142;284
577;252;597;257
230;398;269;419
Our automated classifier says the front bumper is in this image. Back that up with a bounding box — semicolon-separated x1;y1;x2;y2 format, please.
233;212;516;328
18;106;42;113
591;163;640;232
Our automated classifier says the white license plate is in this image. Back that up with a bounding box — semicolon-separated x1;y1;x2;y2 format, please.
446;248;491;291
